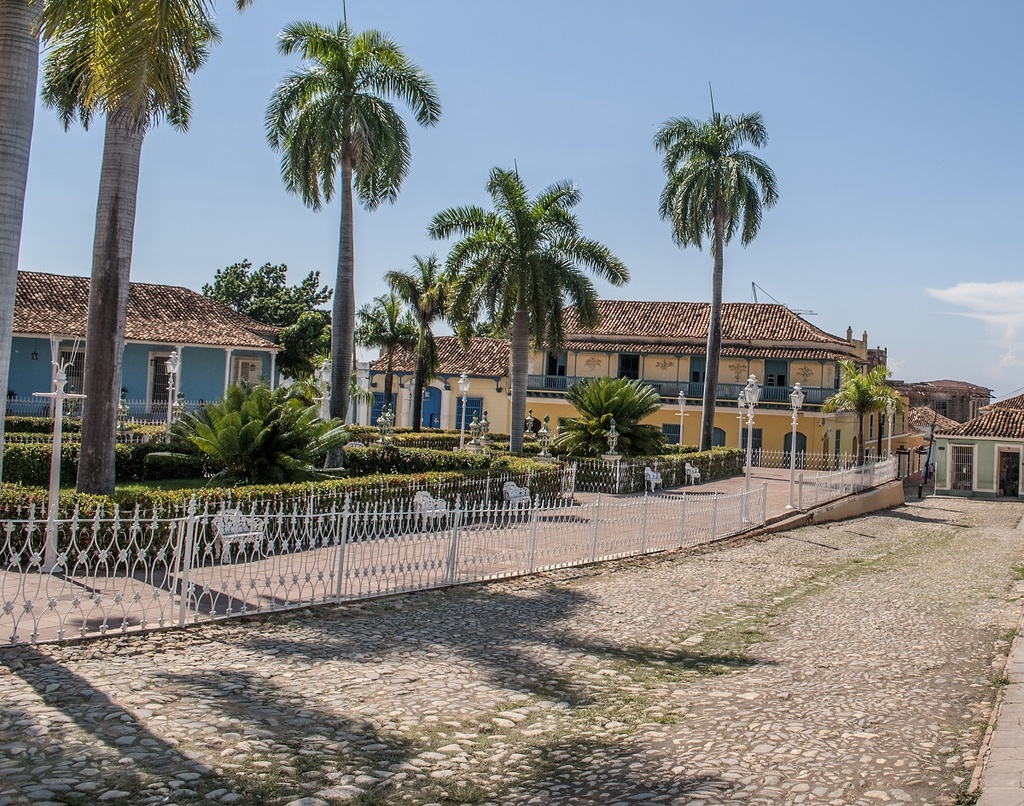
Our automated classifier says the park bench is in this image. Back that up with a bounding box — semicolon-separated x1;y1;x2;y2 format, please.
503;481;531;511
685;462;702;485
211;508;266;563
643;466;662;492
413;491;449;527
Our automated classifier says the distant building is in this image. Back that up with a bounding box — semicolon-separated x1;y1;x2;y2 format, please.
934;393;1024;497
890;379;992;423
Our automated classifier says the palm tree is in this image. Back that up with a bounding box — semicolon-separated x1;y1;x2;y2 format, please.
266;21;441;423
654;111;778;452
555;377;666;458
355;292;417;411
823;360;904;465
42;2;221;496
430;168;629;453
0;2;42;481
385;254;447;432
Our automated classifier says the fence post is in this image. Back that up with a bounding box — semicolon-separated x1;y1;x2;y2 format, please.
639;492;649;555
177;496;197;628
709;494;719;541
798;472;804;510
447;495;463;586
334;494;351;602
760;482;768;524
677;491;687;549
527;498;540;574
590;494;601;562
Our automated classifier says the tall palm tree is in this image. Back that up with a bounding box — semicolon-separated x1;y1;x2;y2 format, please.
0;1;42;481
654;111;778;451
823;359;904;465
266;21;441;423
385;254;446;432
429;167;629;453
355;292;416;411
42;1;221;495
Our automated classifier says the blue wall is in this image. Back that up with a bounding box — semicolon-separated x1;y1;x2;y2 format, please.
7;337;55;399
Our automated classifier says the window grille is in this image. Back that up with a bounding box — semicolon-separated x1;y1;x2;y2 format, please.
950;444;974;491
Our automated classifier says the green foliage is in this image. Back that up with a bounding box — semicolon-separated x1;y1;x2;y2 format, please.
823;360;905;464
5;416;82;434
173;383;349;484
278;309;332;378
355;292;417;402
203;259;332;328
554;377;667;458
142;451;207;481
2;442;159;486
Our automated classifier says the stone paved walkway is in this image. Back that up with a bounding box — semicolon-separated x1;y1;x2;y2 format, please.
1;495;1022;806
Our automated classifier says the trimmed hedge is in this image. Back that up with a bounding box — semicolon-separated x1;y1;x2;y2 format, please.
1;441;193;486
5;416;83;434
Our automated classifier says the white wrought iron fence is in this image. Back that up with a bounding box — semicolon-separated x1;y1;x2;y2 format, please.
796;455;898;510
571;453;743;494
1;479;766;646
749;449;856;471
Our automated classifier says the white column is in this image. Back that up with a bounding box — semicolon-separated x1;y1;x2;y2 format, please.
439;385;452;429
223;348;233;396
269;352;277;390
400;380;413;428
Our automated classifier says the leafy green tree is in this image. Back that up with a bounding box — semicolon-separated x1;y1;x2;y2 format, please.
655;111;778;452
385;255;447;432
42;1;221;496
266;21;441;423
203;259;332;327
822;360;904;465
355;292;416;407
278;310;332;379
174;383;348;485
554;377;666;458
429;167;629;453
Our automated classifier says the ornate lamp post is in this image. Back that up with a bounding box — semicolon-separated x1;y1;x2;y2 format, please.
468;412;481;452
886;399;894;458
606;417;620;456
739;375;761;505
457;373;470;451
164;351;180;435
737;391;745;449
33;366;85;571
786;382;805;510
479;410;491;450
377;404;395;445
117;390;129;432
677;390;686;447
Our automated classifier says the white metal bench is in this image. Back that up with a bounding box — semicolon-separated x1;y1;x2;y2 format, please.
413;491;449;527
503;481;531;510
644;466;662;492
211;509;266;563
685;462;702;485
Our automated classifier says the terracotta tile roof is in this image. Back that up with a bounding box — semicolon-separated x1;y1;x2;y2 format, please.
990;392;1024;411
564;301;854;348
939;408;1024;439
371;337;510;376
563;340;852;361
15;271;277;350
908;406;960;432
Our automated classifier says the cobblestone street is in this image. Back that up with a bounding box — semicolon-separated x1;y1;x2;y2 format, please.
2;495;1022;806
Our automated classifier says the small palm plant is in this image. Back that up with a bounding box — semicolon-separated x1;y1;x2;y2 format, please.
174;384;349;485
555;377;666;458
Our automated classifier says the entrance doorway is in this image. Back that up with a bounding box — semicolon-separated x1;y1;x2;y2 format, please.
998;451;1020;497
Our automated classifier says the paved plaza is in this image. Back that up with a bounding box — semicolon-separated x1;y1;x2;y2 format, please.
1;489;1023;805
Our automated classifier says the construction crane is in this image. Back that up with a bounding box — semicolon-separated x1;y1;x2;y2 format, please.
751;283;817;316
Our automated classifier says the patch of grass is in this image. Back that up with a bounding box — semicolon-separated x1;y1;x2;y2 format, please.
354;790;393;806
439;780;490;804
1010;565;1024;581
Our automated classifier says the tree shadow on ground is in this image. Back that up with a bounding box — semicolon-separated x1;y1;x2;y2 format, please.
876;508;971;527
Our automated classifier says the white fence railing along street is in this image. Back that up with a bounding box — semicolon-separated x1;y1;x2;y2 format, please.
796;455;898;510
1;473;767;647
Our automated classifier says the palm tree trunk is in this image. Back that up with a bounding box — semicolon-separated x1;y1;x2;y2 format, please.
330;154;355;421
383;349;394;408
700;200;726;451
77;111;146;495
0;1;41;481
509;306;529;453
857;413;866;466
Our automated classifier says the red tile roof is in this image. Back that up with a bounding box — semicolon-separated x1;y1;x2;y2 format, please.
908;406;960;432
15;271;277;350
564;301;854;349
372;337;510;376
939;408;1024;439
990;392;1024;411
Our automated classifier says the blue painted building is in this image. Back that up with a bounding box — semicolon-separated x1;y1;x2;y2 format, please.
9;271;279;417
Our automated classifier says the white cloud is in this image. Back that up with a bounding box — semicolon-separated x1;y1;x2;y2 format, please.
926;281;1024;344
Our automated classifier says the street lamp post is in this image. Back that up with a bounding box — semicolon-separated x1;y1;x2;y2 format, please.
886;400;894;458
740;375;761;518
164;351;180;435
737;392;745;451
786;382;805;510
317;359;332;421
677;390;686;447
458;373;470;451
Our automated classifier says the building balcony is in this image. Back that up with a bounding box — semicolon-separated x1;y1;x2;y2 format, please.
526;375;834;406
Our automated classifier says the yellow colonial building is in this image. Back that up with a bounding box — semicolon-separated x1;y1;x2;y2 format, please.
367;300;911;462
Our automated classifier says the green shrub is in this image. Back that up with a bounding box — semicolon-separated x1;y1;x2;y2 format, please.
5;416;82;435
143;451;207;481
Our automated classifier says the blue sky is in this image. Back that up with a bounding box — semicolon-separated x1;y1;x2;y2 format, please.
19;1;1024;398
